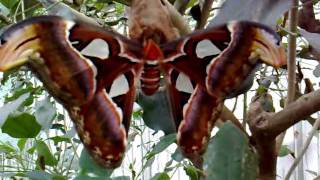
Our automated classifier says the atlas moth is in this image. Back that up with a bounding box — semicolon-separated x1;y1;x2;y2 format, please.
0;0;286;168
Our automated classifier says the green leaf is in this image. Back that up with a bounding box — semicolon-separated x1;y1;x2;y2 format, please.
34;98;56;130
144;156;155;168
27;145;36;155
150;172;170;180
171;147;184;162
137;90;176;134
146;133;176;159
79;149;113;177
184;165;198;180
204;121;258;180
49;136;71;145
5;83;36;105
0;0;19;8
256;86;267;94
2;112;41;138
0;93;29;127
57;113;65;121
35;140;58;166
278;145;293;157
51;123;66;134
17;138;27;151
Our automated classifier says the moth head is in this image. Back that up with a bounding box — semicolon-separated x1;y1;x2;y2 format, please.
143;39;163;60
250;25;286;68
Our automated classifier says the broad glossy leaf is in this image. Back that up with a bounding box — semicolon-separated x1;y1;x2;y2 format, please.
2;112;41;138
79;149;113;177
184;165;198;180
204;121;258;180
137;90;176;134
171;147;184;162
35;140;58;166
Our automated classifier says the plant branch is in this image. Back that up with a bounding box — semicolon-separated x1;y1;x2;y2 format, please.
251;89;320;138
195;0;214;30
248;93;277;180
284;118;320;180
0;14;11;25
276;0;299;153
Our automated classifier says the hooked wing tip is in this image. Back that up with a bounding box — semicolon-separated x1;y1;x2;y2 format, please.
227;21;286;68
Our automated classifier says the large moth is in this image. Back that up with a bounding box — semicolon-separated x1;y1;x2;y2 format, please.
0;0;286;168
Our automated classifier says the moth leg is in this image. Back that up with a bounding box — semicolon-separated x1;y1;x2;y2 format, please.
177;85;222;161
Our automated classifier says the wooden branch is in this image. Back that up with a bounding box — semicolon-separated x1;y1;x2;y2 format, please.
39;0;100;26
250;89;320;138
248;89;320;179
248;93;277;180
276;0;299;153
0;14;11;25
195;0;214;30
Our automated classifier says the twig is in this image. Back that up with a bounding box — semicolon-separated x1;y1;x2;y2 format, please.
251;89;320;138
195;0;214;29
0;14;11;25
284;118;320;180
242;93;247;128
276;0;299;153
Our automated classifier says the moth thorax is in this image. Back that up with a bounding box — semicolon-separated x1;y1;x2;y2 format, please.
140;64;160;95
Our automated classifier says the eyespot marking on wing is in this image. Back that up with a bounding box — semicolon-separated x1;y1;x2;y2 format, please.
195;39;221;59
176;73;194;94
80;38;110;59
109;74;129;98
